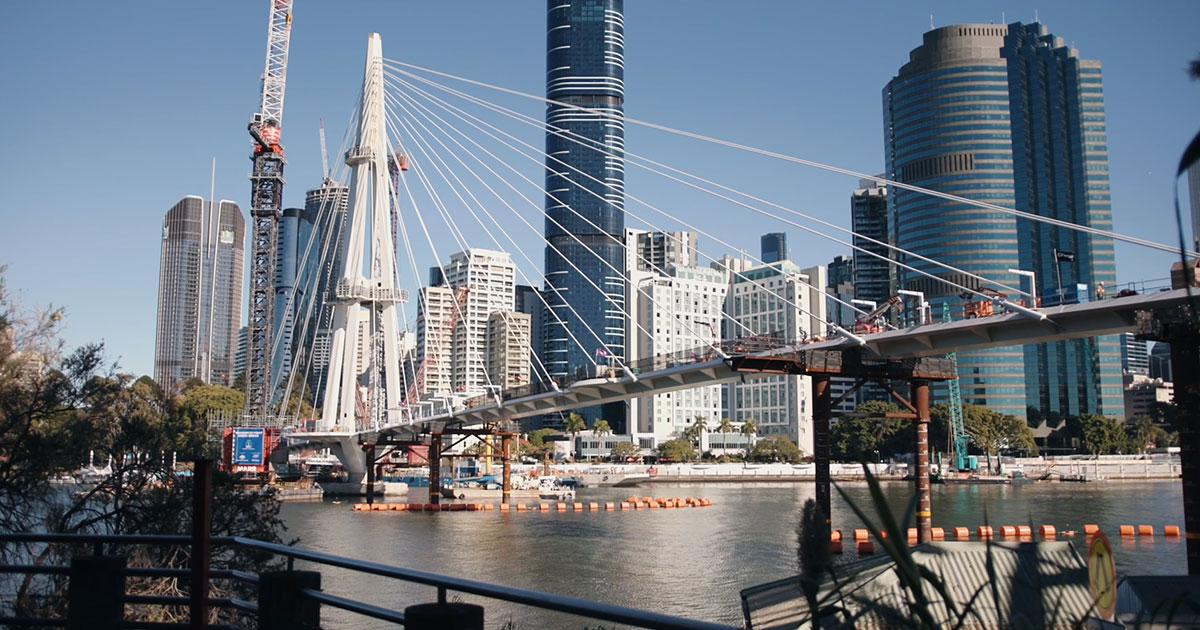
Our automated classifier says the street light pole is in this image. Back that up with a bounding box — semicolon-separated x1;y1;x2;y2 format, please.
1007;268;1037;305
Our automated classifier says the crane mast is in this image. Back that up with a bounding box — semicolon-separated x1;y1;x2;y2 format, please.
244;0;293;420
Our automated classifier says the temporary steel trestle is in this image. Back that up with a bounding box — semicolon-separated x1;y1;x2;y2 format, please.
365;424;520;507
729;347;956;544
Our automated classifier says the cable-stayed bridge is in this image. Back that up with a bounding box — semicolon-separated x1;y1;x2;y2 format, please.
262;34;1199;564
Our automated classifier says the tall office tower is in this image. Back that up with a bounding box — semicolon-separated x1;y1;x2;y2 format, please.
826;255;856;328
272;206;316;395
514;285;545;381
1189;164;1200;252
300;180;349;405
1120;332;1149;377
542;0;627;429
1149;342;1173;382
625;229;698;273
760;232;787;264
726;262;826;454
850;179;893;309
884;23;1123;429
154;196;245;391
418;249;519;397
629;266;728;450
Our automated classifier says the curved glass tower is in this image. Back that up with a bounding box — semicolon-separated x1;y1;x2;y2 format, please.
542;0;627;427
884;23;1121;431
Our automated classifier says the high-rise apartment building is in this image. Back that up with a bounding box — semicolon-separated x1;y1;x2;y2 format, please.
725;261;826;454
760;232;787;264
1120;332;1149;377
542;0;627;429
629;265;728;449
626;229;697;274
418;249;524;398
884;22;1122;429
154;196;244;390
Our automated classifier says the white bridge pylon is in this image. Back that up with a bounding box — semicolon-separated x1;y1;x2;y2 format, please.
319;33;406;433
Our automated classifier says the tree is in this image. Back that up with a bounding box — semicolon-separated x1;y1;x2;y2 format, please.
519;428;557;461
740;418;758;455
962;404;1037;472
683;415;709;451
1076;413;1129;455
830;401;907;462
715;417;734;451
591;419;612;461
749;435;803;462
563;412;586;458
610;440;639;462
657;438;696;462
1124;416;1158;453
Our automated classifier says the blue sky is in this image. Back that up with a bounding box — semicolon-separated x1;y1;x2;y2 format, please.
1;1;1197;378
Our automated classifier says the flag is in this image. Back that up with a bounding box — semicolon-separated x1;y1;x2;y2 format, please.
1053;249;1076;263
595;347;609;359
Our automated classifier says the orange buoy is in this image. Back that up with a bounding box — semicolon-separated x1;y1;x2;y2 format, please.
423;504;437;512
620;502;631;510
604;501;615;510
352;503;367;511
391;504;407;511
1083;524;1100;535
466;504;479;511
701;498;712;506
1039;524;1056;539
515;504;526;512
1000;526;1017;538
408;503;424;512
1017;525;1032;537
588;502;599;511
853;528;869;541
626;496;639;504
857;540;875;554
573;502;584;511
539;503;550;512
830;540;843;554
1138;525;1154;536
556;502;568;511
953;527;970;540
449;504;466;512
830;529;842;542
646;501;658;509
642;496;654;505
1119;525;1135;536
878;529;888;539
906;528;918;540
1165;525;1181;537
977;526;994;539
931;527;945;541
499;503;510;512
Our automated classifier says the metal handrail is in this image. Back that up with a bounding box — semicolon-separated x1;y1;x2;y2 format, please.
2;533;740;630
232;536;739;630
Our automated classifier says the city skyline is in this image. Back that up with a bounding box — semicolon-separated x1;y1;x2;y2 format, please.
0;2;1196;378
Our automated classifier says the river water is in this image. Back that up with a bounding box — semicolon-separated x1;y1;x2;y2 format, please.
278;480;1185;628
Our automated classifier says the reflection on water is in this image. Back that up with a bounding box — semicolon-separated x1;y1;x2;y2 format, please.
279;480;1184;628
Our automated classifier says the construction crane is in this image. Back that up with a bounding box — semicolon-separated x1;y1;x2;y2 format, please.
852;295;902;335
244;0;294;420
942;303;971;471
406;286;471;406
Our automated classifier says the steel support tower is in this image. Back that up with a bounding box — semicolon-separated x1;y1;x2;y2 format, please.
244;0;293;420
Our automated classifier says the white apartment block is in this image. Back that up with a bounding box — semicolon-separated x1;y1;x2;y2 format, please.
418;249;521;398
629;265;728;450
725;261;827;455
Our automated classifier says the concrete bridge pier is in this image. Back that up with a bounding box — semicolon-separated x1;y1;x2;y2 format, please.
327;434;369;486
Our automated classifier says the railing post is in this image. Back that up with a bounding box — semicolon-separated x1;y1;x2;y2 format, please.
191;458;212;630
258;570;321;630
68;555;125;630
404;602;484;630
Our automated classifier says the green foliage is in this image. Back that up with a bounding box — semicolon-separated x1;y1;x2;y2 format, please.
830;401;906;461
749;435;803;462
592;419;611;437
960;403;1037;472
682;415;709;446
657;438;696;462
1076;413;1129;455
609;440;639;461
518;428;557;460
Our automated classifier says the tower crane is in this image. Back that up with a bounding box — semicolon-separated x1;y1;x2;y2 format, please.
244;0;294;421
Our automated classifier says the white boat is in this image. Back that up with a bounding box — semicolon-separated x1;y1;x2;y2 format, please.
578;471;649;487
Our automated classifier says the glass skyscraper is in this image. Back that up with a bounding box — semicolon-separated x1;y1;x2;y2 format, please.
542;0;627;429
884;22;1122;431
154;196;244;390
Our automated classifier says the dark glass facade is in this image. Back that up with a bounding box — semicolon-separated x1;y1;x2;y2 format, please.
884;23;1122;428
760;232;786;264
850;180;895;310
543;0;627;429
